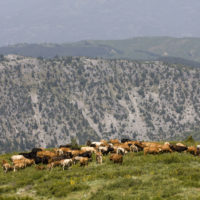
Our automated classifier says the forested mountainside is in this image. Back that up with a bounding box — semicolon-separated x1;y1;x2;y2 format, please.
1;37;200;67
0;55;200;153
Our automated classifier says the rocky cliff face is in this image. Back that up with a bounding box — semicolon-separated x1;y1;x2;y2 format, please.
0;55;200;153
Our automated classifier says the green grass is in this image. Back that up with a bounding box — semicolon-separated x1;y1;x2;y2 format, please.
1;152;200;199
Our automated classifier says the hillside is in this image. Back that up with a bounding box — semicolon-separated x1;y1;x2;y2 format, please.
1;37;200;66
0;55;200;153
1;151;200;200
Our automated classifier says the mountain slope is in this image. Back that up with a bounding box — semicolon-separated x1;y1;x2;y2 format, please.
0;55;200;153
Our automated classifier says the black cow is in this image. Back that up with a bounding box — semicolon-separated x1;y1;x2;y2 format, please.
59;144;72;148
169;145;188;152
79;151;92;158
121;138;131;143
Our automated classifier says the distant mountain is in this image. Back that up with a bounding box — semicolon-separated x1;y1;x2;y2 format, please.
1;37;200;67
0;55;200;153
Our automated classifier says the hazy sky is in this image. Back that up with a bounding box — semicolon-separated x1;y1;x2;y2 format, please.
0;0;200;46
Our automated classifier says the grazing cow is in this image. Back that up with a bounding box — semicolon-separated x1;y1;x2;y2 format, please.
81;147;96;154
100;140;108;146
13;158;35;167
80;157;89;166
187;146;197;155
96;152;102;164
19;148;43;160
34;156;50;164
13;162;26;172
59;144;72;148
109;139;120;145
110;154;123;164
11;155;25;162
133;141;145;151
47;160;62;170
169;145;188;152
176;143;186;147
98;146;114;155
159;144;173;153
79;151;92;159
48;154;73;163
130;144;139;152
117;147;127;155
60;159;73;170
23;158;35;166
98;146;107;152
73;156;82;164
37;151;56;158
2;160;13;173
90;142;102;147
31;148;43;154
144;146;161;155
121;138;131;143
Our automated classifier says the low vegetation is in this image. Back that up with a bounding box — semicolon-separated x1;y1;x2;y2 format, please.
1;147;200;200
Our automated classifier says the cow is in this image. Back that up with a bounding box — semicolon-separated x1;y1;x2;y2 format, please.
59;144;72;148
169;144;188;152
130;144;139;152
2;160;13;173
48;155;71;163
187;146;197;155
37;151;56;158
109;139;120;145
47;160;62;170
78;151;92;159
13;161;26;172
121;138;131;143
110;154;123;164
81;147;97;154
159;144;173;153
144;146;161;155
80;157;89;166
73;156;82;165
96;152;102;164
31;148;43;154
11;155;25;162
117;147;127;155
176;143;186;147
90;142;102;147
60;159;73;170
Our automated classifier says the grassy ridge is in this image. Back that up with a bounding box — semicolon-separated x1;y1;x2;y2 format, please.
1;150;200;200
1;37;200;66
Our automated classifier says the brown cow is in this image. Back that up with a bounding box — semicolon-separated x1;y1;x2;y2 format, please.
109;139;120;145
13;161;26;172
80;157;89;166
159;144;173;153
187;146;197;155
37;151;57;158
2;160;13;173
96;152;103;164
144;146;161;155
110;154;123;164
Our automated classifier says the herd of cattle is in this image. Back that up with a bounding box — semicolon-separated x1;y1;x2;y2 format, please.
2;139;200;173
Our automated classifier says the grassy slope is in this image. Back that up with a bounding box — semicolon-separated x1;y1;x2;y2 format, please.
1;149;200;200
93;37;200;62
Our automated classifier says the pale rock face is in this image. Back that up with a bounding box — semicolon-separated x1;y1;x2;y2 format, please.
0;55;200;153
